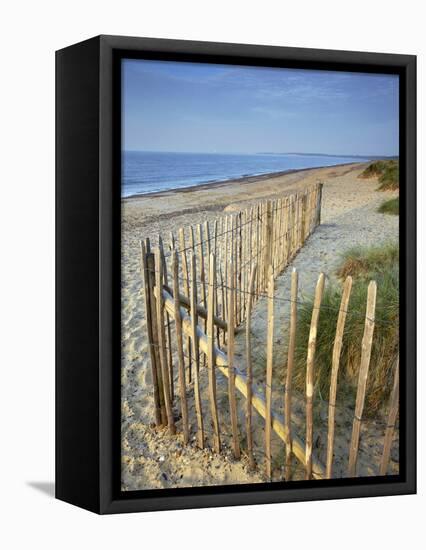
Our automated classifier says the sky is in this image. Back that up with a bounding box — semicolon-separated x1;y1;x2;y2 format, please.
122;59;399;157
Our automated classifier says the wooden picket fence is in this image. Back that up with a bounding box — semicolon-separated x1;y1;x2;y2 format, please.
140;183;399;480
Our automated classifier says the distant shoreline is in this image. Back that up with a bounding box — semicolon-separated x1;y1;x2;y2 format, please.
123;161;368;201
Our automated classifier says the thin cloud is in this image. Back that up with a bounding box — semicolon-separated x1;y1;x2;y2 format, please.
251;106;298;118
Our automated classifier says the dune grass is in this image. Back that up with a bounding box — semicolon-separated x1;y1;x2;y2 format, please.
291;243;399;417
377;162;399;191
359;160;399;191
335;242;399;279
378;197;399;215
359;160;389;179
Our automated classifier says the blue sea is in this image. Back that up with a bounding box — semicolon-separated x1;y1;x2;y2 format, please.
122;151;370;198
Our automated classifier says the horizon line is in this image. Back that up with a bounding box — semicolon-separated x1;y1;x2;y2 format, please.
123;149;398;159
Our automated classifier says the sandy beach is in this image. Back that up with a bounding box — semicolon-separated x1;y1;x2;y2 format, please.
121;162;399;490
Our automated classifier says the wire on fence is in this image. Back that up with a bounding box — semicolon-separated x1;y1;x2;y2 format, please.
143;266;397;329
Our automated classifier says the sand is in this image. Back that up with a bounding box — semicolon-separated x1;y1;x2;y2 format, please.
121;162;399;491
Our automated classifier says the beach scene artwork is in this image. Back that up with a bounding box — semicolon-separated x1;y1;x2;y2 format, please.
121;59;400;490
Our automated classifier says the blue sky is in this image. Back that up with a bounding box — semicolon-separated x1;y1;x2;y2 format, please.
122;59;399;156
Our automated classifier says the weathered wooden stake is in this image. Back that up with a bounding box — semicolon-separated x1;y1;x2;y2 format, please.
204;221;211;258
171;249;189;444
140;240;162;427
348;280;377;477
326;275;353;479
265;202;273;285
219;266;226;348
316;182;323;226
190;252;204;448
227;261;240;459
207;253;221;453
305;272;325;480
237;212;242;324
159;236;174;401
245;264;257;469
178;227;192;383
240;210;245;322
197;224;207;369
223;216;229;326
265;265;275;480
255;204;261;297
213;220;220;345
197;224;207;309
146;249;167;425
154;248;175;434
379;355;399;475
285;268;298;480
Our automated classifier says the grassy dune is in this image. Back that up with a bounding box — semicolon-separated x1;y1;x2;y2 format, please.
359;160;399;191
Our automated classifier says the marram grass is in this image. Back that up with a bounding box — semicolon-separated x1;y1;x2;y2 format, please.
359;160;399;191
291;243;399;417
378;197;399;215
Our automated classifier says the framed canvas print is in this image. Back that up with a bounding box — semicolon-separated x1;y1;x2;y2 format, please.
56;35;416;514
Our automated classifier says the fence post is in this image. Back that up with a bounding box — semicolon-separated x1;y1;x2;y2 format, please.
154;248;175;434
285;268;298;480
140;240;162;427
241;210;246;322
296;196;301;249
316;182;323;226
219;266;226;348
245;264;257;470
264;202;273;286
231;216;238;324
197;224;207;313
283;197;289;268
159;236;174;401
207;253;221;453
289;196;295;260
265;264;275;480
241;209;247;322
301;193;307;244
178;227;192;384
379;356;399;475
246;208;252;319
272;200;277;274
326;275;353;478
146;248;167;425
171;249;190;445
235;212;242;326
245;207;251;299
348;280;377;477
311;185;316;234
197;224;207;371
189;251;204;448
305;272;325;480
223;216;229;328
256;204;261;297
277;199;284;271
227;261;240;459
213;220;220;345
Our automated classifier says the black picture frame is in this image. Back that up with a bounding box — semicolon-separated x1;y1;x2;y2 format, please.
56;34;416;514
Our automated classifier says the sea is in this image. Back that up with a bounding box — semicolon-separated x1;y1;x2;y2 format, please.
122;151;370;198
